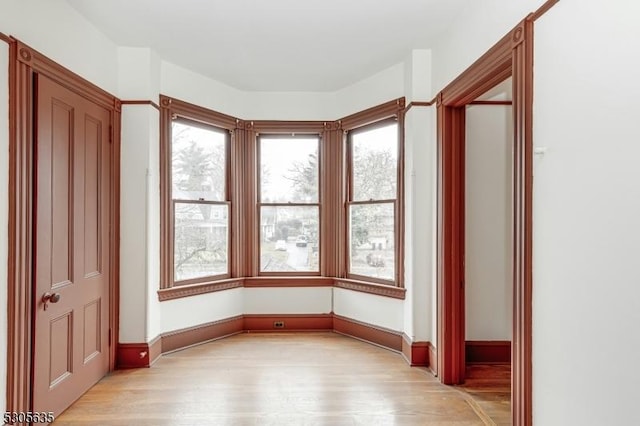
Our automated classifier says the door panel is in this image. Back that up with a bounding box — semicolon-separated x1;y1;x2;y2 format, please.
33;74;111;417
50;99;73;289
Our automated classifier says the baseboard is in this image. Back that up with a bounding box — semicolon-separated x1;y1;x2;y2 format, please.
401;334;430;367
333;314;403;352
161;315;244;354
116;334;161;369
244;314;333;332
465;340;511;364
118;314;422;369
428;342;437;375
148;335;162;365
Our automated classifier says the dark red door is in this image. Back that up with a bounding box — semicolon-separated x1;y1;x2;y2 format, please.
32;74;111;417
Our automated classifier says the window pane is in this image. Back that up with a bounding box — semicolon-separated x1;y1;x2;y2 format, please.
351;123;397;201
172;121;226;201
260;137;319;203
174;202;228;281
260;206;319;272
349;203;395;281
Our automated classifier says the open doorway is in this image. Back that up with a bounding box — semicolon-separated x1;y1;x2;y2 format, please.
460;78;513;424
435;17;534;426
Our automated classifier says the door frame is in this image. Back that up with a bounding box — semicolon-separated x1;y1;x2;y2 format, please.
6;38;121;416
435;17;533;426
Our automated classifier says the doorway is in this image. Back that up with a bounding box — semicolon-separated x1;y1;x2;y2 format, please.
461;79;514;424
6;39;121;418
436;18;533;426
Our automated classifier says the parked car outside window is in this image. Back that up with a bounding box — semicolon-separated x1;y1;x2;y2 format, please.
295;235;308;247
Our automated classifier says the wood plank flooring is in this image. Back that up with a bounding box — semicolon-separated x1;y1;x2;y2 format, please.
56;333;508;425
456;364;512;426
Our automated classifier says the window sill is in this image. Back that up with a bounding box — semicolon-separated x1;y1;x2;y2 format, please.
157;276;405;301
158;278;244;301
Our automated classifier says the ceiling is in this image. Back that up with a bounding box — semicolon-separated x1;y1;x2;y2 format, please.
65;0;471;92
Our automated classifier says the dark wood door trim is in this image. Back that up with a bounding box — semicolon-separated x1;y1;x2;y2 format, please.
436;17;534;426
6;38;121;417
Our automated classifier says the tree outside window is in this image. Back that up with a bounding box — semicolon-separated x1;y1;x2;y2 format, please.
347;122;398;282
171;120;230;282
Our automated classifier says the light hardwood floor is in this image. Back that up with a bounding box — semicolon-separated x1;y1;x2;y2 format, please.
56;333;508;425
458;364;512;426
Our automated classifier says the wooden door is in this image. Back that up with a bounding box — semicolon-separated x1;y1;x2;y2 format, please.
32;74;111;417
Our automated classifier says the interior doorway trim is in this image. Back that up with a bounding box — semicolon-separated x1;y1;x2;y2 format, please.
436;17;533;426
6;38;121;415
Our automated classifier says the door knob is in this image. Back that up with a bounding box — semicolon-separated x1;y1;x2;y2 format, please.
42;292;61;310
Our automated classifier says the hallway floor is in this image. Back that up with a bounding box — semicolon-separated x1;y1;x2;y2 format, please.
56;333;509;425
457;364;512;425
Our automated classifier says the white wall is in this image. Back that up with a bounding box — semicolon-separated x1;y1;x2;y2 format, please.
431;0;544;98
161;60;405;121
532;1;640;424
403;49;437;342
0;0;118;94
0;39;10;416
161;60;246;118
465;104;512;341
117;47;163;343
333;288;404;331
244;288;332;314
119;106;155;343
332;62;405;119
161;288;244;333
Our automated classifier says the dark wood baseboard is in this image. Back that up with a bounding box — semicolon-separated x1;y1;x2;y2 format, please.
401;334;430;366
118;314;430;369
161;315;244;354
116;335;161;369
333;314;403;352
244;314;333;331
465;340;511;364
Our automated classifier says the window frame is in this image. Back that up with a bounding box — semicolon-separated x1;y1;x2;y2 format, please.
256;133;322;276
158;97;405;300
344;115;404;287
159;96;237;290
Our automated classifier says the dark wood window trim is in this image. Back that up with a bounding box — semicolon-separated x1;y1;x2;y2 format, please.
257;133;322;276
157;276;402;302
159;95;237;289
6;38;122;417
121;99;160;110
334;278;406;300
157;278;244;301
403;100;434;115
343;99;405;287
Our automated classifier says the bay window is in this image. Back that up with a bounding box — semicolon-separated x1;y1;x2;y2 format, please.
159;95;405;300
